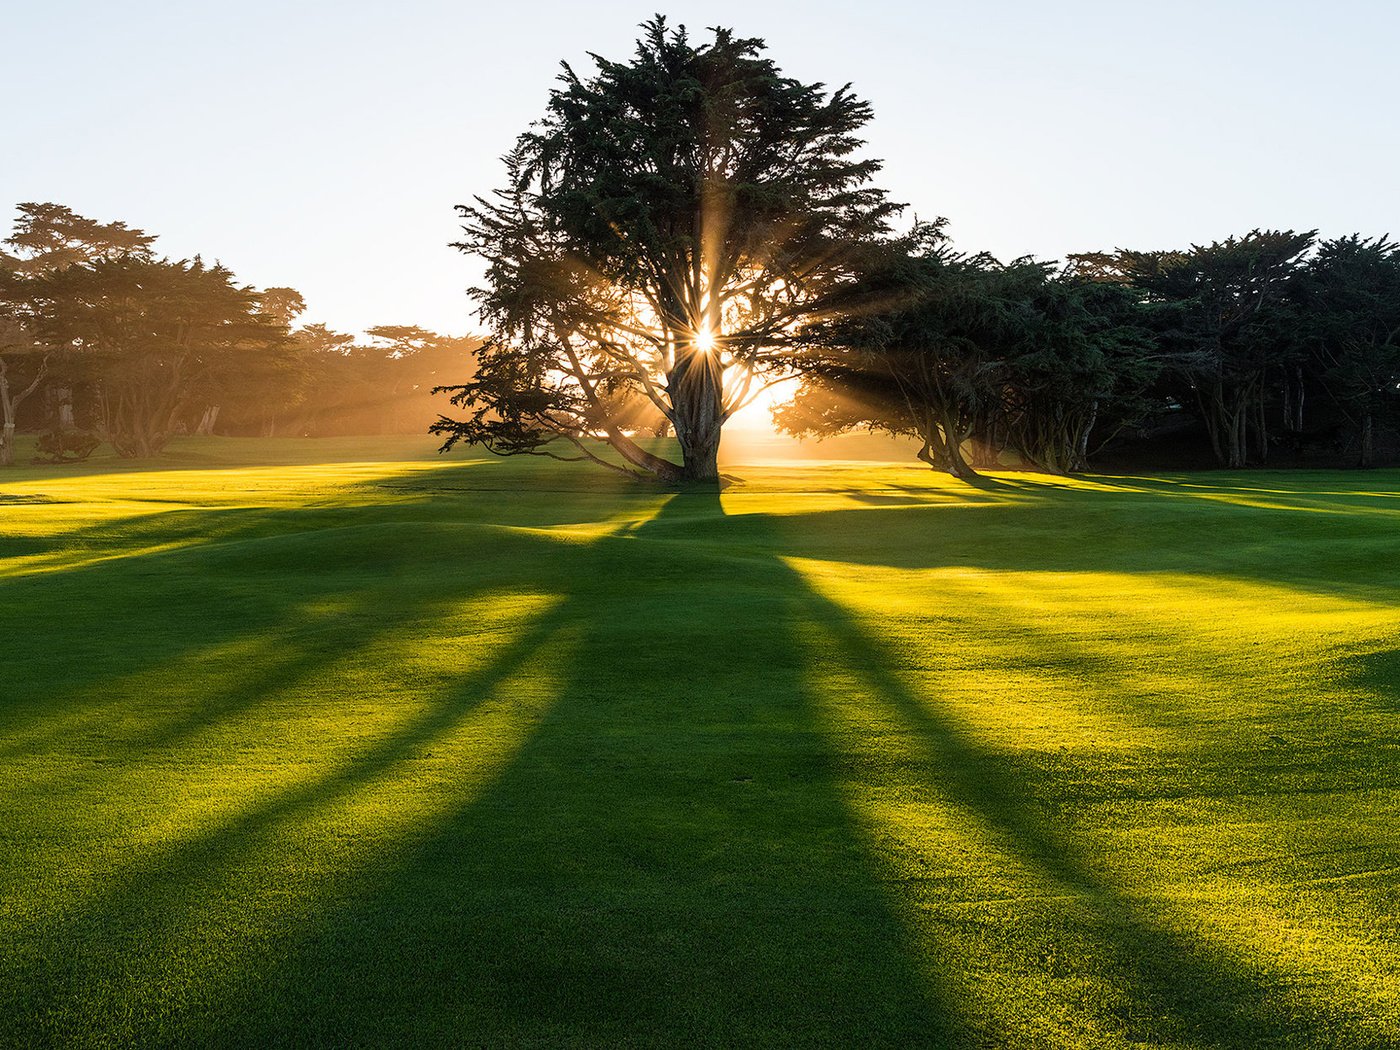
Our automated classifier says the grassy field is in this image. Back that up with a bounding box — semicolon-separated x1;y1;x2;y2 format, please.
1;436;1398;1048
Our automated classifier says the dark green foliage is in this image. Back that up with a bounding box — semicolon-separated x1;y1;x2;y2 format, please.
1070;231;1316;468
438;16;901;482
1289;235;1400;466
32;425;100;463
781;235;1157;476
25;256;289;457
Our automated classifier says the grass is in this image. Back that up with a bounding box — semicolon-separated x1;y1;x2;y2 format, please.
1;434;1398;1047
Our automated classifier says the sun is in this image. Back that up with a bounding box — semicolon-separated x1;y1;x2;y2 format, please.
694;324;717;352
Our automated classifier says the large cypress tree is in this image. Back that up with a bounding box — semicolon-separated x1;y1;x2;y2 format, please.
435;17;900;482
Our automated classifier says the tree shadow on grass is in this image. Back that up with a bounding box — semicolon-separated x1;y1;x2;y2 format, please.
3;491;963;1048
184;495;1397;1043
191;490;961;1047
789;578;1388;1047
4;469;1397;1046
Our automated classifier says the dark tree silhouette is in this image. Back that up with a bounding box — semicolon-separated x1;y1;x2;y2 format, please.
26;257;289;457
780;234;1154;477
436;16;901;483
1072;231;1315;468
1290;235;1400;466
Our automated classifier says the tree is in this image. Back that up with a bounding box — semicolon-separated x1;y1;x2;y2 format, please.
1072;230;1314;468
781;234;1022;479
994;274;1157;473
780;238;1155;477
436;17;901;482
1290;235;1400;466
0;301;48;466
26;256;287;457
1;203;158;438
1;202;155;274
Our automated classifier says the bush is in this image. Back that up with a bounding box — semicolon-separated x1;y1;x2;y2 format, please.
33;426;101;464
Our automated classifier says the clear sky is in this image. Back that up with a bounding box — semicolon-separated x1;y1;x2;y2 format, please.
5;1;1397;336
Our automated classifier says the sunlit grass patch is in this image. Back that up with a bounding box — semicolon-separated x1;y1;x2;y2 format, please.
1;437;1398;1046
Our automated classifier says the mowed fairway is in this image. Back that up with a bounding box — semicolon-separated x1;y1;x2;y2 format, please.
2;437;1398;1048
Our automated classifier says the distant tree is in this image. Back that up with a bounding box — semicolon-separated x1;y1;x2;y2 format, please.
256;287;307;329
782;239;1154;476
782;235;1020;479
231;323;477;438
1290;235;1400;466
26;256;286;456
1072;230;1314;468
188;286;308;436
438;17;901;482
0;202;155;274
1;203;158;438
0;299;48;466
994;274;1157;473
365;325;477;433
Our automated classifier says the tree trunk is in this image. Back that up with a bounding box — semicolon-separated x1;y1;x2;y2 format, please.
1072;400;1098;472
1360;411;1374;468
604;428;683;482
195;405;220;436
55;387;74;428
0;422;13;467
940;410;979;479
1255;385;1268;463
668;345;723;484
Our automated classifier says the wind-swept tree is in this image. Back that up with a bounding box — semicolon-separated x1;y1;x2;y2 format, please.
26;256;288;457
1290;235;1400;466
1072;230;1314;468
994;274;1157;473
781;238;1154;477
1;202;155;274
435;17;901;482
1;203;158;443
781;235;1024;479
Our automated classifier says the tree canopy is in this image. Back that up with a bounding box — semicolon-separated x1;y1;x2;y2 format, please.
435;16;902;482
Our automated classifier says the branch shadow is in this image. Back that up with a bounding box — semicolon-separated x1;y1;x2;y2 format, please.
5;463;1397;1046
4;490;963;1048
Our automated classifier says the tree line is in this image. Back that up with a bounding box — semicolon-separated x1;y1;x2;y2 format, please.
0;203;476;465
782;226;1400;476
436;17;1400;482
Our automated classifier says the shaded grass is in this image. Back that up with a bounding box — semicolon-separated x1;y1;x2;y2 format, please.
1;435;1398;1047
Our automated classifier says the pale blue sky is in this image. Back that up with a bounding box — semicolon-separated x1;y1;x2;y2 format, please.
5;1;1397;335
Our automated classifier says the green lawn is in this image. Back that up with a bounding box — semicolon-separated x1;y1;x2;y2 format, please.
2;436;1398;1047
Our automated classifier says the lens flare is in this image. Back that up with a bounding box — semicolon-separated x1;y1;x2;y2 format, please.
694;325;717;352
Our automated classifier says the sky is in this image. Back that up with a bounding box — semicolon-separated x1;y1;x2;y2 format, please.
5;1;1398;337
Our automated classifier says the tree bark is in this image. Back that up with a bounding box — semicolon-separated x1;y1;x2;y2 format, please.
940;409;979;479
668;345;723;484
0;355;49;467
195;405;220;436
604;427;684;482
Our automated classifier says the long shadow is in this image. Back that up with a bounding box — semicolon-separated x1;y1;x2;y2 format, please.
794;583;1393;1045
176;490;961;1047
247;491;1394;1045
6;463;1397;1045
0;469;670;753
2;566;580;1046
4;491;965;1047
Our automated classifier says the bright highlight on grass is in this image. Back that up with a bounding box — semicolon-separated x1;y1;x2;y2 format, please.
1;436;1398;1046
